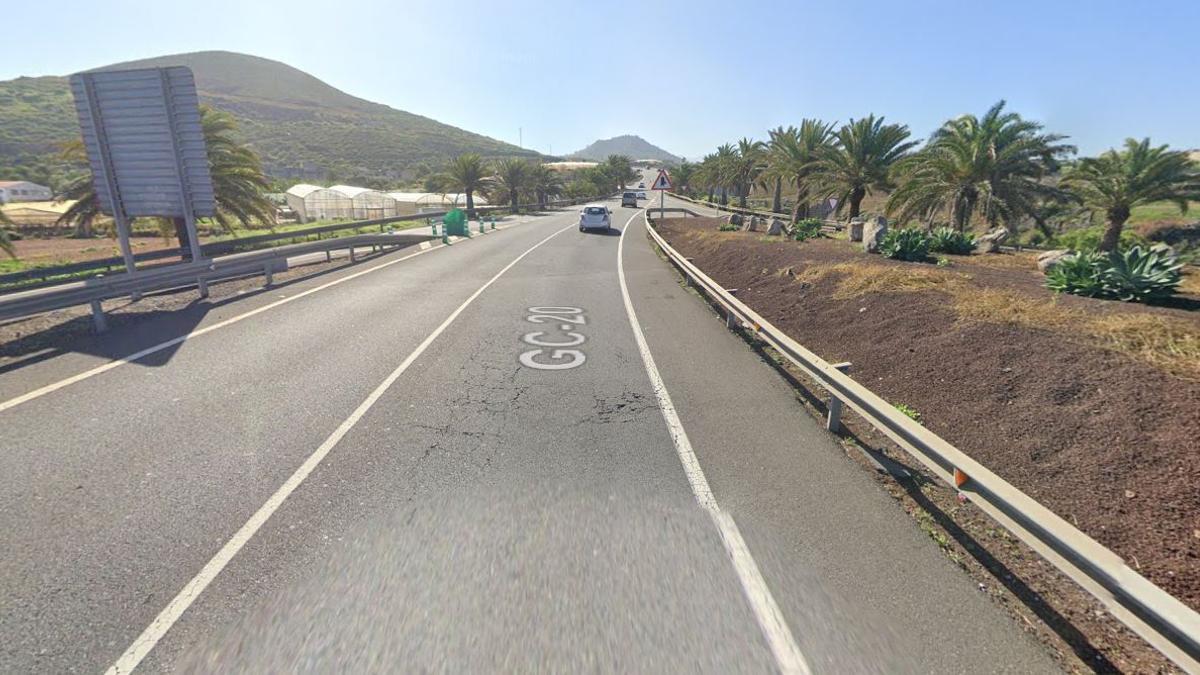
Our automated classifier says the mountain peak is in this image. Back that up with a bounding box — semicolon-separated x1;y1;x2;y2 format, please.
571;135;681;164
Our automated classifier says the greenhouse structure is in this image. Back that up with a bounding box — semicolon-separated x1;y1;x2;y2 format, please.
329;185;399;220
284;185;490;222
284;184;354;222
386;192;488;216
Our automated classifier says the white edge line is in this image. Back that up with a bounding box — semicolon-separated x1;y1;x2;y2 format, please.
616;211;811;675
0;216;544;415
105;220;576;674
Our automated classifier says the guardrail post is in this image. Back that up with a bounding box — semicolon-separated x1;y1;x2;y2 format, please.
263;263;274;287
89;300;108;333
349;246;357;262
826;362;852;433
197;277;209;299
479;219;485;234
490;216;496;230
325;250;332;262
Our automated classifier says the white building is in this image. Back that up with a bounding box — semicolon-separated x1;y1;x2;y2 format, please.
0;181;53;203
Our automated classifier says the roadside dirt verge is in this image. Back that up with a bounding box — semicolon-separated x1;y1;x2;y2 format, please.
653;216;1200;674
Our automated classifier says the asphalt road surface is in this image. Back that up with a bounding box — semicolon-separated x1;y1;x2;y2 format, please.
0;175;1058;673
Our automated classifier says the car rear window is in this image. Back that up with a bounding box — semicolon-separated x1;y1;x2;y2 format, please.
623;193;636;197
585;207;607;215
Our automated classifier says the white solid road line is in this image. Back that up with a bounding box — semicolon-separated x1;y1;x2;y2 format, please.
0;217;531;415
617;211;811;675
104;221;576;674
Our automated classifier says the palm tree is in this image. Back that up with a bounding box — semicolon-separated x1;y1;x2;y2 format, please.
57;139;102;238
713;143;738;205
766;119;836;222
732;138;767;208
816;114;918;220
1062;138;1200;251
671;159;696;196
693;154;720;202
57;105;274;257
492;158;532;213
530;163;565;210
603;154;638;190
438;153;489;219
887;101;1075;233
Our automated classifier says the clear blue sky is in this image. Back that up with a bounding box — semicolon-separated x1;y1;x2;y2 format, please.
3;0;1197;159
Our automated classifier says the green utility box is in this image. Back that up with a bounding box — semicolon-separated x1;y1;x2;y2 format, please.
442;208;470;237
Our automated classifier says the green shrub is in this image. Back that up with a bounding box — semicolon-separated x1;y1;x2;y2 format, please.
935;256;952;267
1045;246;1182;302
1045;252;1107;297
894;403;921;422
790;218;823;242
1054;226;1149;252
879;228;931;261
929;227;976;255
718;223;739;232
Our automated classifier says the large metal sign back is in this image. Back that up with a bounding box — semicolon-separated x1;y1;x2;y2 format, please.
69;66;215;220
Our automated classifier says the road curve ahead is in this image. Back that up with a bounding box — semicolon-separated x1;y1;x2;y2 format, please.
0;193;1057;673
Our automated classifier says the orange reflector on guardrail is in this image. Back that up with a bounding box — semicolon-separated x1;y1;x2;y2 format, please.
954;468;970;487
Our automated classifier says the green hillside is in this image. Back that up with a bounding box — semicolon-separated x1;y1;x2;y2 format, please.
0;50;541;187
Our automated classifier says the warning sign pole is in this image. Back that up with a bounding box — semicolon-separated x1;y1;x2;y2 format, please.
652;168;672;218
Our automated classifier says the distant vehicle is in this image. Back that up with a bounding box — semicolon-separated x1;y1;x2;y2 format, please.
637;191;647;199
621;192;638;207
579;204;612;231
638;182;645;188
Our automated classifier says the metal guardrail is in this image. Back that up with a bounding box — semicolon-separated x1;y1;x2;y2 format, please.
666;192;843;230
0;232;432;332
642;211;1200;671
0;196;602;291
0;195;610;331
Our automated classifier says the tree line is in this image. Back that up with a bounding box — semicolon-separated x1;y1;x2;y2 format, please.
666;101;1200;252
426;153;638;217
0;109;642;259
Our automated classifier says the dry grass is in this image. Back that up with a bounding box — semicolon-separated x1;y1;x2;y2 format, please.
1181;271;1200;296
789;262;964;299
788;261;1200;380
963;251;1042;271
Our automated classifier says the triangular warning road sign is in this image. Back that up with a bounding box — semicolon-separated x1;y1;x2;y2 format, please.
651;169;672;190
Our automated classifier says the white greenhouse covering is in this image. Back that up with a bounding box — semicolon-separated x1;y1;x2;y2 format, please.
284;184;353;222
329;185;399;219
285;185;489;221
386;192;488;215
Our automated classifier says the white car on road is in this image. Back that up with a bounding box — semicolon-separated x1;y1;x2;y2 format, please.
578;204;612;232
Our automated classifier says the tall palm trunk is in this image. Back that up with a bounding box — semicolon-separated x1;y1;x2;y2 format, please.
465;190;476;220
738;184;748;208
847;187;866;219
707;187;714;202
510;190;519;214
1099;207;1130;252
772;176;782;214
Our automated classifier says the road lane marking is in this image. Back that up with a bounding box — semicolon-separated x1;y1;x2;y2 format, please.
617;212;811;675
104;221;577;674
0;214;552;415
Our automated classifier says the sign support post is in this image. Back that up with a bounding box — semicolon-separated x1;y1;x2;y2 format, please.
651;168;672;219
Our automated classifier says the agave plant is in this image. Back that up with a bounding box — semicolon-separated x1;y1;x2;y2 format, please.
1099;245;1183;302
929;227;976;255
879;228;931;261
1044;252;1106;297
